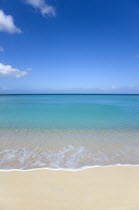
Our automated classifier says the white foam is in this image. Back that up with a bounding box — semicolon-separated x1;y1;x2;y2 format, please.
0;164;139;172
0;129;139;170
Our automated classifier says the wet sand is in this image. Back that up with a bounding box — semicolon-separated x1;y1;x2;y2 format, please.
0;166;139;210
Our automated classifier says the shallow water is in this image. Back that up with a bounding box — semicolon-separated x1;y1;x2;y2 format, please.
0;129;139;169
0;94;139;169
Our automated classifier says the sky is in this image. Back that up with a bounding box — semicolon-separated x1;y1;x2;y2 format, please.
0;0;138;94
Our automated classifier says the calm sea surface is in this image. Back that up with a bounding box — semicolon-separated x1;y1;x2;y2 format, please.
0;94;139;169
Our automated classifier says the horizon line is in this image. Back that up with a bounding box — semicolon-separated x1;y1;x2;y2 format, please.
0;93;139;95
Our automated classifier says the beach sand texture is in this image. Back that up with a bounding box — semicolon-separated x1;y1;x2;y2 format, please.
0;166;139;210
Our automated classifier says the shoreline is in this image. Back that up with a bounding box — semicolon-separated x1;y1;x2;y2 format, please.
0;166;139;210
0;164;139;172
1;128;139;169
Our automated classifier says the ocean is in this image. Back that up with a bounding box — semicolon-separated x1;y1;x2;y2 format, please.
0;94;139;169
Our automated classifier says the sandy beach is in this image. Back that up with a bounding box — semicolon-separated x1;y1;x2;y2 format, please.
0;166;139;210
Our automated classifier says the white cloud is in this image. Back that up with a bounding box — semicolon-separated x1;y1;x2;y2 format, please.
0;10;22;34
25;0;55;16
0;46;4;52
0;63;28;78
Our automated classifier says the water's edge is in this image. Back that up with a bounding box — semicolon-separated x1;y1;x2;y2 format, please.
0;164;139;172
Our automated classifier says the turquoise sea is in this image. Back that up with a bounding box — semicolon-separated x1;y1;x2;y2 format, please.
0;94;139;169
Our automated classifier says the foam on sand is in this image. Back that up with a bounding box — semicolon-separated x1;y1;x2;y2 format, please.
0;166;139;210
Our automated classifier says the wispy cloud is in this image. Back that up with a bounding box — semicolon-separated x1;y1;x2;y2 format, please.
25;68;32;71
43;86;139;94
0;46;4;52
0;63;28;78
0;10;22;34
0;86;10;91
25;0;55;16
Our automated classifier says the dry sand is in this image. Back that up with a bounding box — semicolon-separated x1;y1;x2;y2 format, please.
0;166;139;210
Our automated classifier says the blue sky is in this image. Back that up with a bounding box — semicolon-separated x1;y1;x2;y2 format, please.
0;0;138;93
